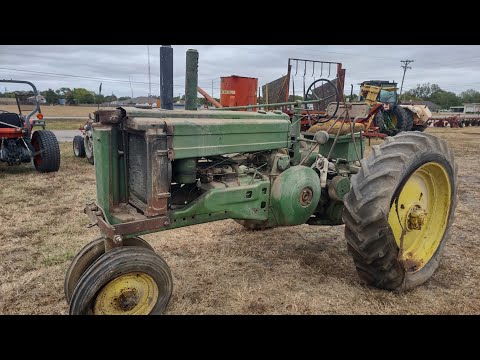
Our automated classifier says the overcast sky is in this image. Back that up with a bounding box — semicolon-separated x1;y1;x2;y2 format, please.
1;45;480;98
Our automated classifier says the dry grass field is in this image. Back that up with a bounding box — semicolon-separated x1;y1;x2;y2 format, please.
45;119;86;130
0;105;110;130
1;127;479;314
0;104;100;117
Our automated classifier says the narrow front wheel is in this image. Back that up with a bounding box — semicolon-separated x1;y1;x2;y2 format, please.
69;247;173;315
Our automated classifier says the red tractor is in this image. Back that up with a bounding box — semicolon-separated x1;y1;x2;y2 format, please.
0;80;60;172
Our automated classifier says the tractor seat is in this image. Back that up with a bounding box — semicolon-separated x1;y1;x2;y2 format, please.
0;112;23;128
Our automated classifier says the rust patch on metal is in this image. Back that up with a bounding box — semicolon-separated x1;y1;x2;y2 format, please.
95;108;126;125
144;133;170;217
401;257;422;272
97;215;169;239
117;289;138;311
85;203;169;239
165;123;175;160
300;187;313;207
407;205;427;231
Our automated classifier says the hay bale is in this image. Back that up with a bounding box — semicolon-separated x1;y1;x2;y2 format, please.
308;121;365;135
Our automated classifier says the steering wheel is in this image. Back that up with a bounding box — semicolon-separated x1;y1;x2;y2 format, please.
304;78;340;122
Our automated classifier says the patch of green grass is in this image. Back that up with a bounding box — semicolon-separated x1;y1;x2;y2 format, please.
41;251;75;266
46;119;85;130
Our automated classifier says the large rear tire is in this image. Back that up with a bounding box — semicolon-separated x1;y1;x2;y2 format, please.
373;110;384;130
387;106;413;132
343;132;457;291
31;130;61;173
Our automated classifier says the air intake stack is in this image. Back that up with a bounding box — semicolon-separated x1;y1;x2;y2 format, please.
160;45;173;110
185;49;198;110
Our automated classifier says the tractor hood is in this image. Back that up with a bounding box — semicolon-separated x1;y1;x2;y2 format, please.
94;107;291;160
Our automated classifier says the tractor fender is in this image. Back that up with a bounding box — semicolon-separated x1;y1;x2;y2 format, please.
399;104;432;125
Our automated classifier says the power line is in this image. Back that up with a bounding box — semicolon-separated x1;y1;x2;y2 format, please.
0;66;151;85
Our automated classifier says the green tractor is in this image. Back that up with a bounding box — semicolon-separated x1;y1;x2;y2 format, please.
64;50;458;315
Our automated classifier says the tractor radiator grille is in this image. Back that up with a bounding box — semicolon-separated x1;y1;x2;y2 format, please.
128;133;147;205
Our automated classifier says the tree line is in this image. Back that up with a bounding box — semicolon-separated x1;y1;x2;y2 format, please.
0;87;223;106
400;83;478;109
0;87;129;105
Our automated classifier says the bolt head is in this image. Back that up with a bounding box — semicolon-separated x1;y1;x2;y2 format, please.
113;235;123;244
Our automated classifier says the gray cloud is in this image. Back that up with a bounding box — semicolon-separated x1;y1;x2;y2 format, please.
1;45;479;98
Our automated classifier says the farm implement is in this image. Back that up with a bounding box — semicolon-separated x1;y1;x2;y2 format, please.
259;62;431;137
429;113;480;128
65;48;458;315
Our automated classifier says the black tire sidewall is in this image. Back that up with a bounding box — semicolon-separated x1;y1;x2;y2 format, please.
73;135;85;157
65;237;155;304
69;246;172;315
31;130;60;172
84;136;94;164
64;238;105;304
373;110;384;129
388;106;412;132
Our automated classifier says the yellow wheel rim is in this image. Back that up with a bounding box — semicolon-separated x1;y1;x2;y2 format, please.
388;162;451;272
94;272;159;315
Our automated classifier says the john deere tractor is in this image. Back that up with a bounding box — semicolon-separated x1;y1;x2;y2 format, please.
359;80;430;134
73;115;95;165
64;49;457;315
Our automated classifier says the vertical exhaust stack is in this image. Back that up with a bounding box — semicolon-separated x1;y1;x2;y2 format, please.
160;45;173;110
185;49;198;111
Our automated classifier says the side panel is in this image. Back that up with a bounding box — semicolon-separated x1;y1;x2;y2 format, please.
111;179;271;238
93;124;128;223
169;118;290;159
169;179;270;228
93;126;113;222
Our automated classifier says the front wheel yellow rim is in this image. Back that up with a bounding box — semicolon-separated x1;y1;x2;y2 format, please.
388;162;451;272
94;272;159;315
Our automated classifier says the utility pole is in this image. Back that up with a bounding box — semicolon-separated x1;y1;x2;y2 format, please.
147;45;152;105
129;75;134;99
158;47;163;106
211;79;214;107
399;59;414;97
